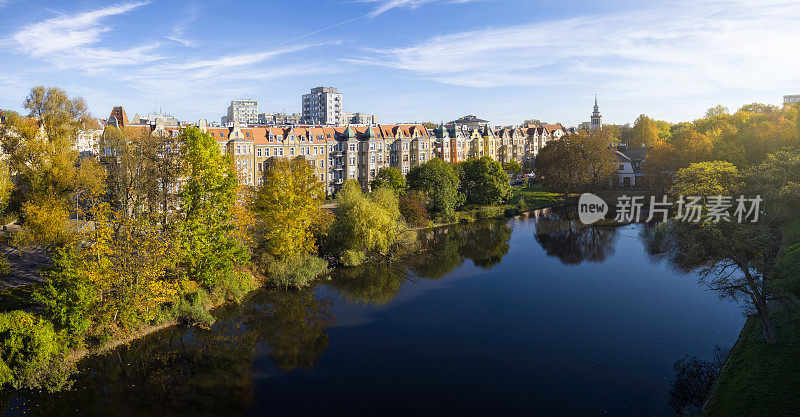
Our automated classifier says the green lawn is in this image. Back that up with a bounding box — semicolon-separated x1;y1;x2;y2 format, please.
705;306;800;416
510;184;565;209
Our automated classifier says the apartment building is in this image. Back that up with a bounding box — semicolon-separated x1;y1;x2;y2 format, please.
342;112;379;125
258;112;302;125
302;87;343;125
223;100;258;125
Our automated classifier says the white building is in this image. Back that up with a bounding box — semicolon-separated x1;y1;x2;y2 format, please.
784;94;800;106
224;99;258;125
343;112;378;125
302;87;342;125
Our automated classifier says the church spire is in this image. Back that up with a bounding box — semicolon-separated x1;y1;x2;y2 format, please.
590;94;602;131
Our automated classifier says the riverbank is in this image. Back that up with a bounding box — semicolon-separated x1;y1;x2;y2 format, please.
705;306;800;416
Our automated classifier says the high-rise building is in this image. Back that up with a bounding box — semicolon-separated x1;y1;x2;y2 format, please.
784;94;800;106
302;87;343;125
225;99;258;125
590;95;602;130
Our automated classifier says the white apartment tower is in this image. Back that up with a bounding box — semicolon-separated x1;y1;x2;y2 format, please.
302;87;342;125
590;95;602;131
225;99;259;125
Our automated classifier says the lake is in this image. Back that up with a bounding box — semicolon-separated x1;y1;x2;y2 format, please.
1;209;745;416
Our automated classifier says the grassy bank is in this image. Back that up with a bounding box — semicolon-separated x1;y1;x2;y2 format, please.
705;306;800;416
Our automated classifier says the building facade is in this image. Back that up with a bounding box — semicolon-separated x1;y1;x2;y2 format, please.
342;112;379;125
224;100;259;125
784;94;800;106
302;87;343;125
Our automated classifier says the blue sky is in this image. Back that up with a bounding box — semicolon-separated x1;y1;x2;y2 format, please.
1;0;799;126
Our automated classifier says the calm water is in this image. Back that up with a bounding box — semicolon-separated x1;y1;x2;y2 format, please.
1;210;745;417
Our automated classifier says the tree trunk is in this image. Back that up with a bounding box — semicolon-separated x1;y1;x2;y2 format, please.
753;293;778;344
742;267;778;344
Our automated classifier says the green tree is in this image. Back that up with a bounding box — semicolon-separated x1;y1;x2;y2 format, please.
324;180;416;266
370;166;406;194
671;161;741;197
406;159;464;216
461;156;511;205
177;127;248;291
35;246;96;344
504;160;522;177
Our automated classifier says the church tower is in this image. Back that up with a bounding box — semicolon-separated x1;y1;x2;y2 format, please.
590;95;602;131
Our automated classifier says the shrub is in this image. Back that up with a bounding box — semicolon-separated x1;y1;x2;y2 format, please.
173;289;215;327
267;253;330;288
341;250;367;267
475;206;505;220
0;311;66;391
399;191;429;228
35;246;95;345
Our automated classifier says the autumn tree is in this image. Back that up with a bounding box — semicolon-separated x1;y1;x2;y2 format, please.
324;180;416;266
534;133;616;192
627;114;660;148
0;87;101;247
251;158;329;262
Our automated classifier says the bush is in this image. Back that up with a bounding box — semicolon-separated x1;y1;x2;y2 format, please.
0;311;67;391
341;250;367;267
173;289;215;327
35;246;95;345
267;253;330;288
399;191;429;228
475;206;505;220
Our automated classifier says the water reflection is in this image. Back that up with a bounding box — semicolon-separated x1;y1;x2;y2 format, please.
2;289;335;417
533;208;619;265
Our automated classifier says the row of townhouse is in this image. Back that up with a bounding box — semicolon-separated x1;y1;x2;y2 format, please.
99;107;568;195
210;123;434;194
101;108;434;195
432;122;567;166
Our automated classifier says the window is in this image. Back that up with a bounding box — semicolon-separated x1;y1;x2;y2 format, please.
236;145;241;154
290;147;295;156
257;148;262;157
265;148;270;157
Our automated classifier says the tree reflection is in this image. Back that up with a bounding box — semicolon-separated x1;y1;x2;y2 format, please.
534;210;618;265
328;265;406;306
456;221;512;269
668;346;729;416
246;288;335;372
3;288;335;416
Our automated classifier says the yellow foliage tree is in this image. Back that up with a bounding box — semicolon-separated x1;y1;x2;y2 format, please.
251;158;330;261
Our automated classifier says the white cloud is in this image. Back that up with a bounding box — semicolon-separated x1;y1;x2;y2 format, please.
12;2;148;56
356;0;477;18
9;2;161;71
166;4;200;47
354;0;800;102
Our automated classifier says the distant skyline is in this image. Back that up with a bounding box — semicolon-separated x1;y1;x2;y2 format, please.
1;0;799;126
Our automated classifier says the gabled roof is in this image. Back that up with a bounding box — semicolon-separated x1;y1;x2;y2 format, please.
619;146;649;162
